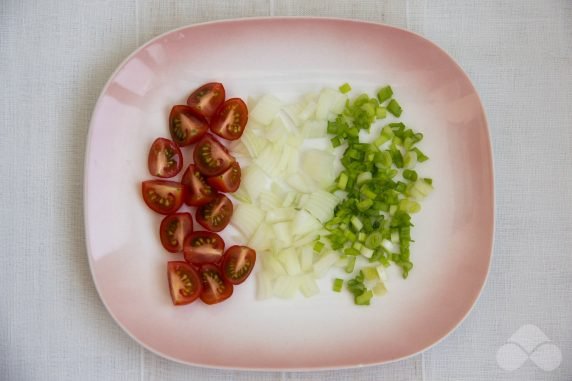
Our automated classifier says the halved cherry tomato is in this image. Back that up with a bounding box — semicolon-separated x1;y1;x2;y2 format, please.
183;231;225;265
181;164;217;206
167;261;202;305
193;134;235;176
210;98;248;140
221;246;256;285
186;82;226;118
169;105;209;146
207;161;241;193
199;264;233;305
160;213;193;253
147;138;183;178
196;194;233;232
142;180;185;215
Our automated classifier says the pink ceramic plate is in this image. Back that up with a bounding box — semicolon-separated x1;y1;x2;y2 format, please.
85;17;494;370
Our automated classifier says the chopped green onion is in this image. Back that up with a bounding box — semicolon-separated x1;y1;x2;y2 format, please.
333;278;344;292
365;232;383;249
345;256;356;273
337;172;348;190
355;290;374;305
377;86;393;103
339;83;352;94
403;169;418;182
344;247;360;256
362;267;378;281
412;147;429;162
313;241;325;253
351;216;363;231
373;282;387;296
387;99;402;117
356;172;372;184
330;136;342;148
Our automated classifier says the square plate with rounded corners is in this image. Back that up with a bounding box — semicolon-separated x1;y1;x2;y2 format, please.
85;17;494;371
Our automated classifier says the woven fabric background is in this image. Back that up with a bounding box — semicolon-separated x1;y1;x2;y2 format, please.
1;0;571;380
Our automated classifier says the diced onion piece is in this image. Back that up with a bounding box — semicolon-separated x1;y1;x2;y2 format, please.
259;191;283;211
282;192;296;208
249;224;273;251
232;186;251;203
299;275;320;297
278;248;301;276
266;117;288;142
228;140;250;158
301;190;338;223
291;210;322;237
241;128;267;158
263;255;287;276
231;203;265;239
286;172;317;193
266;208;296;223
291;231;321;248
255;145;281;177
250;94;283;125
300;246;314;272
273;276;299;299
242;165;268;201
298;100;317;120
272;221;292;245
316;88;340;120
301;149;336;189
302;120;328;138
312;252;339;278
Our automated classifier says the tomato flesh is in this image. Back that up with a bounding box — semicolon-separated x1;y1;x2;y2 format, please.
142;180;185;215
207;161;241;193
199;264;233;305
193;134;235;177
183;231;225;265
148;138;183;178
160;213;193;253
181;164;217;206
196;194;233;232
169;105;209;146
186;82;226;118
221;246;256;285
167;261;202;305
211;98;248;140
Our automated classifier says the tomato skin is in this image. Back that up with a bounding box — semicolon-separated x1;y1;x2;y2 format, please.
199;264;233;305
221;246;256;285
211;98;248;140
160;213;193;253
169;105;209;147
206;161;241;193
193;134;235;177
148;138;183;178
181;164;217;207
142;180;185;215
167;261;202;305
186;82;226;118
196;194;233;232
183;231;225;265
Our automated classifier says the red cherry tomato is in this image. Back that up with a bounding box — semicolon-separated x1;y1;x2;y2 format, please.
196;194;233;232
169;105;208;147
186;82;226;118
199;264;233;305
193;134;235;177
167;261;202;305
160;213;193;253
221;246;256;285
183;231;225;265
141;180;185;215
181;164;217;206
147;138;183;178
211;98;248;140
207;161;241;193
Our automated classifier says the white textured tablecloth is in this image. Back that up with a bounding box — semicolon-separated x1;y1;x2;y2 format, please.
1;1;571;380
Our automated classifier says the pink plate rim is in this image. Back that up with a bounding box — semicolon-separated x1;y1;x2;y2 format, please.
83;16;495;371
